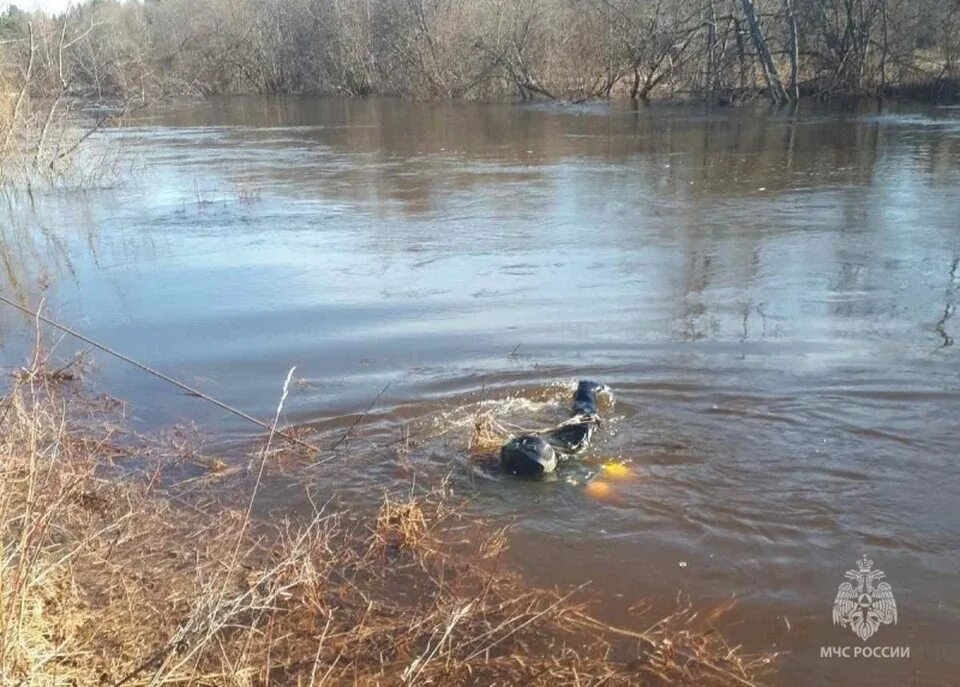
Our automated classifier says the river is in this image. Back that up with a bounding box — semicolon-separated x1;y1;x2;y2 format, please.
1;96;959;686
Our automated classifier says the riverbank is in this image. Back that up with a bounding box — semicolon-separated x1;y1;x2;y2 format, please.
0;345;776;685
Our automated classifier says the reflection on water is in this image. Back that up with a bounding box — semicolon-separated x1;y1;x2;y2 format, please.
1;97;959;686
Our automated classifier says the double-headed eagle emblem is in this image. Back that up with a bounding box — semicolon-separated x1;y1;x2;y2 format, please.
832;555;897;641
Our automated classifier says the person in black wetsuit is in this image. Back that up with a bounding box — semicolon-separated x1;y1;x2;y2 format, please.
500;380;608;476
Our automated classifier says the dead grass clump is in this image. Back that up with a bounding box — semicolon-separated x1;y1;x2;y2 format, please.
9;336;91;385
0;347;778;686
12;350;89;385
468;409;510;456
376;493;428;551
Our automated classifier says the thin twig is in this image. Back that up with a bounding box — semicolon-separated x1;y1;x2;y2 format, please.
329;382;390;451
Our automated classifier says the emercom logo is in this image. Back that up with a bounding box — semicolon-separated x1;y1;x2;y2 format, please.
832;555;897;641
819;555;910;660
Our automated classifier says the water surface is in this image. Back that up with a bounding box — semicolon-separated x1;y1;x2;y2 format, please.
2;97;959;686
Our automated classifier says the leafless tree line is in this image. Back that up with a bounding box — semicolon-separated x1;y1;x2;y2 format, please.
1;0;959;108
0;9;120;186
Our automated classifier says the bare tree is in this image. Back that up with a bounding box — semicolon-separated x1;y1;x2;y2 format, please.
784;0;800;99
740;0;789;102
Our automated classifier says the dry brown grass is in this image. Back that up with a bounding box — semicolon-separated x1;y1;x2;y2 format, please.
0;349;778;686
376;493;428;551
467;409;510;457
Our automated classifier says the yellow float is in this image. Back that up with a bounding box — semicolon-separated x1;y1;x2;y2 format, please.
600;462;632;480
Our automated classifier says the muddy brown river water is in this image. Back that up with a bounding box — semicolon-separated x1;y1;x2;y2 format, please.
1;97;959;685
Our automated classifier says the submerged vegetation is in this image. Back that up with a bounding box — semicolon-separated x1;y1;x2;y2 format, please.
0;335;778;685
0;0;958;109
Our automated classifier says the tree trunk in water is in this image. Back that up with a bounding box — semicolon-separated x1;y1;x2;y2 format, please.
706;0;719;96
734;17;747;93
784;0;800;101
879;0;889;93
740;0;789;103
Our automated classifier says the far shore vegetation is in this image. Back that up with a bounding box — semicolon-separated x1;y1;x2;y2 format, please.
1;0;958;107
1;0;957;185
